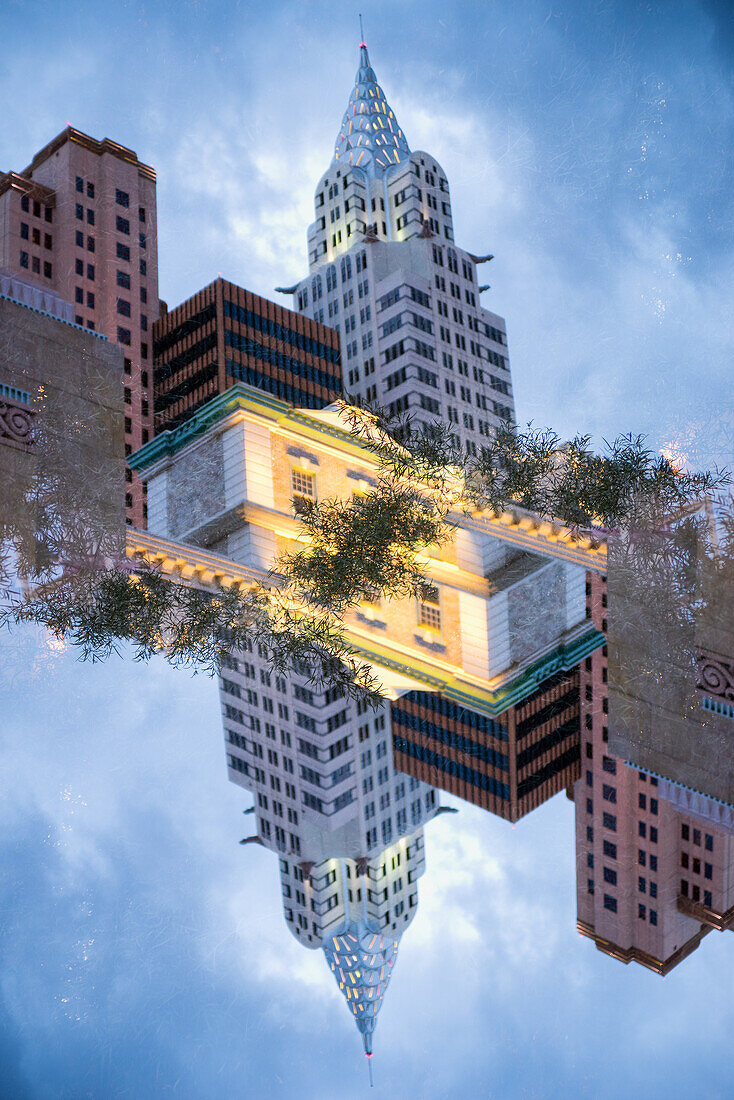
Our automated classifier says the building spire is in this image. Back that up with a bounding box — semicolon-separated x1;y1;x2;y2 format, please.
333;40;410;178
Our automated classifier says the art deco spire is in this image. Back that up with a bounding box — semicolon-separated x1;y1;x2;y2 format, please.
322;920;399;1061
333;43;411;177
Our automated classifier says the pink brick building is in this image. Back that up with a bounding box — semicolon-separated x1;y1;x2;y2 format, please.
574;572;734;974
0;127;158;528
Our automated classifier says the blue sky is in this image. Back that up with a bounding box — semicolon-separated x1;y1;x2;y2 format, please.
2;634;734;1099
2;2;734;1096
2;0;732;463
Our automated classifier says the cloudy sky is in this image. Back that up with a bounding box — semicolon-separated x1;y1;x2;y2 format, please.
2;2;734;1097
3;633;734;1099
2;0;732;462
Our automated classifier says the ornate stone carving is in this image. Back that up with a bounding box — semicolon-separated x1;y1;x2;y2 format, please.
0;396;35;451
696;646;734;703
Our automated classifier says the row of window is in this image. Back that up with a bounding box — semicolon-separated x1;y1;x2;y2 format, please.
19;194;52;221
19;252;51;278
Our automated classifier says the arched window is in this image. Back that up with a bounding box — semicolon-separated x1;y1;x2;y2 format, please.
340;255;352;282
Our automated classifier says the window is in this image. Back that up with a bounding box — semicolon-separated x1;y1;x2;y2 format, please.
117;298;131;317
140;259;147;276
32;256;40;273
87;236;95;252
76;258;83;275
639;821;647;838
116;216;130;235
418;586;441;631
139;232;147;250
21;194;29;211
639;793;647;810
117;242;130;261
291;467;316;504
86;292;94;309
87;263;95;280
139;206;146;222
638;877;646;894
117;270;131;289
649;910;657;925
75;203;84;220
603;840;617;859
87;181;94;198
603;895;617;913
603;813;616;831
638;904;646;919
603;867;617;885
117;327;131;346
602;785;616;803
116;189;129;207
75;287;84;304
19;251;28;268
86;208;95;225
20;222;29;239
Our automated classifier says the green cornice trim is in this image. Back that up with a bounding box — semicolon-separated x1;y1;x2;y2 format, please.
128;383;369;472
347;626;605;718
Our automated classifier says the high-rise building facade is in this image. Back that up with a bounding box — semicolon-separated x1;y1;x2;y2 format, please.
283;44;514;451
393;667;582;823
153;277;341;433
0;126;158;528
574;573;734;975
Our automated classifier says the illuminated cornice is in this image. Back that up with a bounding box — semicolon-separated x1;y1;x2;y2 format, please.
129;382;608;573
124;528;604;717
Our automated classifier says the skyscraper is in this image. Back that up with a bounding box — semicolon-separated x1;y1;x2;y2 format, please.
153;277;341;433
0;126;158;528
574;573;734;975
283;43;514;451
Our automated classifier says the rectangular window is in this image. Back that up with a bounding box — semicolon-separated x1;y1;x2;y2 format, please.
117;242;130;261
117;327;131;346
87;235;95;252
116;216;130;235
75;203;84;220
603;813;617;831
603;841;617;859
291;467;316;503
418;587;441;631
139;232;146;250
116;189;129;207
86;208;95;225
603;895;617;913
117;298;131;317
19;251;28;268
76;177;84;193
117;270;131;289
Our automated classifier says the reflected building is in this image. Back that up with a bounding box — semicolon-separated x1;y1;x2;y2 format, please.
574;572;734;975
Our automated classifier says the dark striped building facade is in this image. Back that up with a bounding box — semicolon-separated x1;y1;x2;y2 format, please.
153;277;342;432
391;668;581;822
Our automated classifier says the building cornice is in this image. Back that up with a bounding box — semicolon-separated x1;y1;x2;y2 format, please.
124;528;604;717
